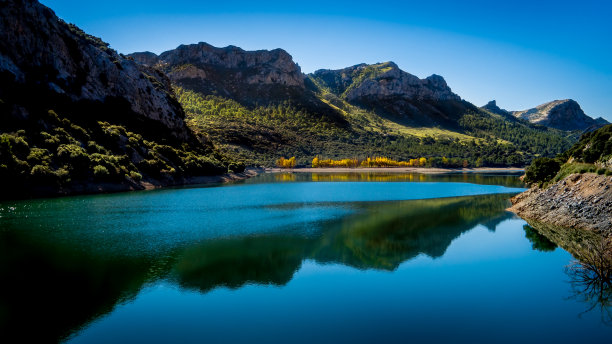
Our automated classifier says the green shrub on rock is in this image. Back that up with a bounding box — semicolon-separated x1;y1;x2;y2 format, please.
524;157;560;186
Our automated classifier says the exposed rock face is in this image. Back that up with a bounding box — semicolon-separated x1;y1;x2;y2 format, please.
129;43;305;103
512;99;608;131
310;62;466;127
312;62;460;102
0;0;189;138
509;173;612;236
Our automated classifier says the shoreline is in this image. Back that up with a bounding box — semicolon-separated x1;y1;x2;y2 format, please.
1;167;264;201
265;167;525;174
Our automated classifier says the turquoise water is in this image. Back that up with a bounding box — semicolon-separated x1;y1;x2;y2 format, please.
0;172;610;343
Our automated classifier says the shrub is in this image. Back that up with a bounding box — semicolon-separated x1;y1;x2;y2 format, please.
27;148;52;166
128;171;142;181
524;157;561;186
93;165;109;179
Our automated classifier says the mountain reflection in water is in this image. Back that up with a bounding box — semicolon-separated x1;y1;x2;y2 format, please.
1;193;513;342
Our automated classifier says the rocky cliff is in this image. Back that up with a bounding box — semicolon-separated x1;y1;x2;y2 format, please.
511;99;608;131
129;43;306;105
0;0;191;138
310;62;468;127
312;62;460;102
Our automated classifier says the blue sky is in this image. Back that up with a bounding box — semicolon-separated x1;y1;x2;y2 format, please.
41;0;612;121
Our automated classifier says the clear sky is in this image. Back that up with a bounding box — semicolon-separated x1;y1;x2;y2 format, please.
41;0;611;121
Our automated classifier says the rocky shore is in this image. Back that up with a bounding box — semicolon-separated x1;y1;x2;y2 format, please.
509;173;612;237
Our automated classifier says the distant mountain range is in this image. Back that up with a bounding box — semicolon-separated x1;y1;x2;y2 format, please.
481;99;608;131
0;0;601;197
127;42;580;166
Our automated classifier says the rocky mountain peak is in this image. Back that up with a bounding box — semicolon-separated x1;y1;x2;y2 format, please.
311;62;460;103
512;99;608;131
481;100;510;116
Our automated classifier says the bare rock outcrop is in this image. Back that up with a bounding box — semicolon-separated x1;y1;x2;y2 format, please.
312;62;460;102
129;43;305;104
509;173;612;236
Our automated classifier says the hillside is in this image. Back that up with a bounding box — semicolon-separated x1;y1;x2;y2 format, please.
131;45;576;167
0;0;239;199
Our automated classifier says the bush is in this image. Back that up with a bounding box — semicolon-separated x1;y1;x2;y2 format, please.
93;165;109;179
128;171;142;181
524;157;561;186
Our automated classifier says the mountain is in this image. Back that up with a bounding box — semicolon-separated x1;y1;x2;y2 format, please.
310;62;466;127
0;0;238;199
132;44;574;166
0;0;582;199
130;43;305;104
511;99;608;131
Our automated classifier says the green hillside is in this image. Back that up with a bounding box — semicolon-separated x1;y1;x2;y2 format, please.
178;86;575;167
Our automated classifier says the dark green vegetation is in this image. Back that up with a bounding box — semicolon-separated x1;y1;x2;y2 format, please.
524;124;612;186
0;103;235;199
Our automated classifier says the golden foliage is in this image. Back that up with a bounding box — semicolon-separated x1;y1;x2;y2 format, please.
277;156;296;169
310;156;428;168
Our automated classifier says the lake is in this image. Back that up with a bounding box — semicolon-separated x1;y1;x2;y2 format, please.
1;172;610;343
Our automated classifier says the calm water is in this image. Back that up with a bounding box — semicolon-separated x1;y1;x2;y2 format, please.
0;172;610;343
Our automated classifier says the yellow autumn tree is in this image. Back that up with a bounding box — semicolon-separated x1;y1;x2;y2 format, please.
312;156;320;168
277;156;296;168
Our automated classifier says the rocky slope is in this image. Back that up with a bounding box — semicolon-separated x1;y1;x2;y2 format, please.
510;124;612;236
0;0;238;199
0;0;190;138
511;99;608;131
509;173;612;236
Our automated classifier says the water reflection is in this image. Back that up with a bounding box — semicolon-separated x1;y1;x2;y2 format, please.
524;222;612;326
172;194;514;290
260;172;525;188
565;239;612;325
1;193;515;342
523;225;557;252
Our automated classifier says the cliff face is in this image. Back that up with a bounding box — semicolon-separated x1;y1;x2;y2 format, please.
509;173;612;236
512;99;608;131
129;43;305;104
312;62;460;102
310;62;467;127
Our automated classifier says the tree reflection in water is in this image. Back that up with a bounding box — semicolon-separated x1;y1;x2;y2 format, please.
565;239;612;325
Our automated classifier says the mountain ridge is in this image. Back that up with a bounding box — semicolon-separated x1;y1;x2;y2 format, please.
480;99;608;131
